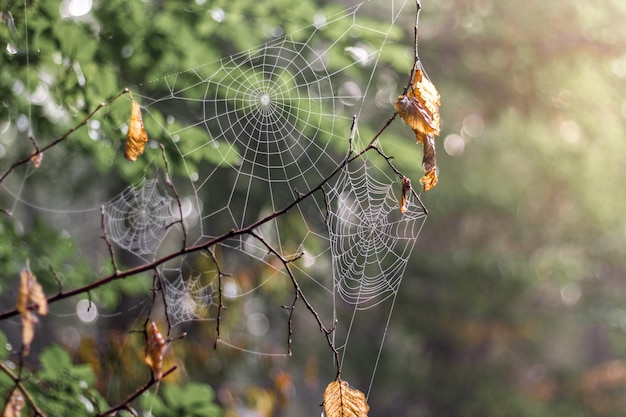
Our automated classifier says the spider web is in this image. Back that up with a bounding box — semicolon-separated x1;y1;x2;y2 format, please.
102;176;177;257
127;0;425;339
2;0;428;385
327;156;426;310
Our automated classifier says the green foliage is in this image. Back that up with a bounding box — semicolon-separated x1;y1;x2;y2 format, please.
140;383;221;417
0;345;109;416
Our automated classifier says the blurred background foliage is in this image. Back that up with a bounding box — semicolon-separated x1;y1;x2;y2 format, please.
0;0;626;416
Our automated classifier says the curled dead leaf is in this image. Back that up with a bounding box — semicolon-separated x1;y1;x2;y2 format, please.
144;321;167;380
323;379;369;417
16;267;48;355
124;100;149;162
419;133;437;192
3;389;25;417
394;68;440;138
395;67;441;191
399;176;412;214
20;312;37;356
30;152;43;168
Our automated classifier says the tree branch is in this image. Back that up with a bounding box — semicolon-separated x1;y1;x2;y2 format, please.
94;365;177;417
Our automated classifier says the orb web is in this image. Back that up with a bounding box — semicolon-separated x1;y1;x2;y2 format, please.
103;177;178;256
131;0;421;343
138;0;408;244
326;157;427;309
164;272;216;327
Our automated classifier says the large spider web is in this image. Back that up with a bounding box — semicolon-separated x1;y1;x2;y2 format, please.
1;0;428;370
122;0;428;335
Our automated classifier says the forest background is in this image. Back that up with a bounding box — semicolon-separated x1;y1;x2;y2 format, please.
1;0;626;416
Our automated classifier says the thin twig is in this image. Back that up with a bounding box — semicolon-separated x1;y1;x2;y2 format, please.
100;205;119;274
206;247;230;349
159;143;188;248
0;89;130;185
0;362;48;417
369;145;428;214
0;107;401;322
248;230;340;371
94;365;177;417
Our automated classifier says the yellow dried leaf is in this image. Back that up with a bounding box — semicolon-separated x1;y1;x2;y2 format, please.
30;152;43;168
419;133;438;192
124;100;149;162
394;68;441;191
16;268;47;355
145;321;166;380
323;380;370;417
3;389;24;417
21;311;36;356
394;68;440;138
17;268;47;315
399;177;412;214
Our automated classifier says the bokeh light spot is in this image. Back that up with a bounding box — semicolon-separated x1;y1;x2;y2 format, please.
76;299;98;323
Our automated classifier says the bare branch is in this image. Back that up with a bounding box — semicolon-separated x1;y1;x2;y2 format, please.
100;205;119;275
206;247;230;349
0;361;48;417
94;365;178;417
159;143;188;248
248;230;340;371
0;89;130;185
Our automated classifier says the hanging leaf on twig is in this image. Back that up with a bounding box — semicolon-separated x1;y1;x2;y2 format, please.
124;99;149;162
399;176;412;214
323;379;370;417
3;389;24;417
419;133;437;192
144;321;167;380
16;267;48;355
395;67;441;191
30;152;42;169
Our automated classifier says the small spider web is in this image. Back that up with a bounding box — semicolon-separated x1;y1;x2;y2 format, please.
326;156;427;309
163;271;216;327
102;176;178;257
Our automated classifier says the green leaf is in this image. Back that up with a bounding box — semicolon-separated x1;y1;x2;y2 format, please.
140;383;221;417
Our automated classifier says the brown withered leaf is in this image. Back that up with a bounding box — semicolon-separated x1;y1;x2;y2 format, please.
17;268;47;315
124;100;149;162
16;268;48;355
394;68;440;139
20;312;37;356
145;321;167;380
419;133;437;192
30;152;43;169
3;389;25;417
399;176;412;214
323;379;369;417
394;67;441;191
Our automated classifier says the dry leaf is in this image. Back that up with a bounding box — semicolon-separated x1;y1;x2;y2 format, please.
17;268;47;315
144;321;167;379
20;312;36;356
395;67;441;192
323;380;370;417
399;176;412;214
30;152;43;168
124;100;149;162
3;389;24;417
16;268;48;355
394;68;440;138
419;134;437;192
